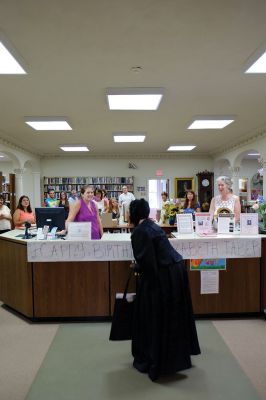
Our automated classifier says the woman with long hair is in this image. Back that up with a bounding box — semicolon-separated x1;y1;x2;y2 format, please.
183;191;201;214
108;197;120;219
58;191;69;219
13;195;36;229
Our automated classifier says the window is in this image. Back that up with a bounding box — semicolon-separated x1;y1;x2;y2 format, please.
148;179;169;209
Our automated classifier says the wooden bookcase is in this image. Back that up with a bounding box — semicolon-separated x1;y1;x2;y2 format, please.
0;172;16;214
43;176;134;199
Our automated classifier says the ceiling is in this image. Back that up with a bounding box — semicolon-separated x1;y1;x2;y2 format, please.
0;0;266;158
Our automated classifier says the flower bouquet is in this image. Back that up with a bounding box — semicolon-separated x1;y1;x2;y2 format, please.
252;196;266;227
162;202;179;225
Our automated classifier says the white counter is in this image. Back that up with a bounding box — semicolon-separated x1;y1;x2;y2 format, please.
0;230;263;262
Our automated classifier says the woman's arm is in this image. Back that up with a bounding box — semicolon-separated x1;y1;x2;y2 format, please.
103;198;109;212
209;197;215;219
195;203;201;212
131;228;158;276
65;200;81;230
97;212;103;237
31;213;36;224
0;206;12;221
13;209;22;226
234;196;241;222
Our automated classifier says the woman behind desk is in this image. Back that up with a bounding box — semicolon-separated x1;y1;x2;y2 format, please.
66;185;103;239
209;176;241;222
13;196;36;229
129;199;200;381
183;190;201;214
108;197;120;220
58;191;69;219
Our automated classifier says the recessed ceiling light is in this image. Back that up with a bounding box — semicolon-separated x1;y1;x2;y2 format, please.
113;134;146;143
107;88;163;110
25;119;72;131
167;145;196;151
188;119;234;129
60;146;89;152
0;41;26;74
0;155;4;158
247;153;260;156
246;51;266;73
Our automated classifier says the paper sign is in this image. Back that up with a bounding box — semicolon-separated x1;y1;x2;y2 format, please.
240;213;258;235
195;213;212;234
200;270;219;294
217;213;235;234
67;222;91;240
177;214;193;234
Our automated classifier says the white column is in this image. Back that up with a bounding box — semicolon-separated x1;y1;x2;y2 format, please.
229;166;240;195
32;171;41;207
14;168;24;201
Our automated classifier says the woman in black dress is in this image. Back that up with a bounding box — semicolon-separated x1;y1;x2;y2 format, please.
129;199;200;381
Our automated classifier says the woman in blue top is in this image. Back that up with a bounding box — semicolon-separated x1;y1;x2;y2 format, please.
183;191;201;214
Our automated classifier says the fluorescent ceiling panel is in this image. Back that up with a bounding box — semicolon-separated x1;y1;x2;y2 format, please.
25;120;72;131
0;41;26;74
167;145;196;151
60;146;89;152
113;134;146;143
107;88;163;110
247;153;260;156
246;51;266;73
188;119;234;129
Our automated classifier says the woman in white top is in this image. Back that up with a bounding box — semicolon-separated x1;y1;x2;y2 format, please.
159;191;170;224
209;176;241;222
0;194;12;233
94;188;108;214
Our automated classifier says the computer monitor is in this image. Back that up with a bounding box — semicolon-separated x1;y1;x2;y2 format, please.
35;207;66;231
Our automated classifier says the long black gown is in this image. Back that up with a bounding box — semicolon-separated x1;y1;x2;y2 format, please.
131;219;200;381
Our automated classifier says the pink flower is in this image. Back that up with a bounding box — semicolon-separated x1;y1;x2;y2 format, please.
252;203;259;210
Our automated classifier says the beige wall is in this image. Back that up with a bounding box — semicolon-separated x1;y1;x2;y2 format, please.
40;156;214;199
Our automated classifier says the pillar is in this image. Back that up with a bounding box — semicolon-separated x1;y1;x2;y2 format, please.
32;171;41;207
13;168;24;201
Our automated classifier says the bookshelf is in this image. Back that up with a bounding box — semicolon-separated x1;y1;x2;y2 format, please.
0;172;16;214
43;176;134;199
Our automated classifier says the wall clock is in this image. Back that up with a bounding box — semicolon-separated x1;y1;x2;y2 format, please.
196;171;214;211
202;178;210;187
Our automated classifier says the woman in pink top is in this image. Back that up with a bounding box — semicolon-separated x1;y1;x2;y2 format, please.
66;185;103;239
13;195;36;229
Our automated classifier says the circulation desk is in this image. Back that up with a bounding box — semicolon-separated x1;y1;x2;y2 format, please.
0;230;265;320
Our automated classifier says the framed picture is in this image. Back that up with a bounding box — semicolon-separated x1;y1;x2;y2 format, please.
238;178;248;193
175;177;194;199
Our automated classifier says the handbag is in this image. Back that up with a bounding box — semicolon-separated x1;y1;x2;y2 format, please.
109;269;136;341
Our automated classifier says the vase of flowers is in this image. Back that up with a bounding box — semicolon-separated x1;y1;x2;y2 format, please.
162;202;179;225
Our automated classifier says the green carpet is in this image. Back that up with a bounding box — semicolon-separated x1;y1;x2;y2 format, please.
25;321;259;400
